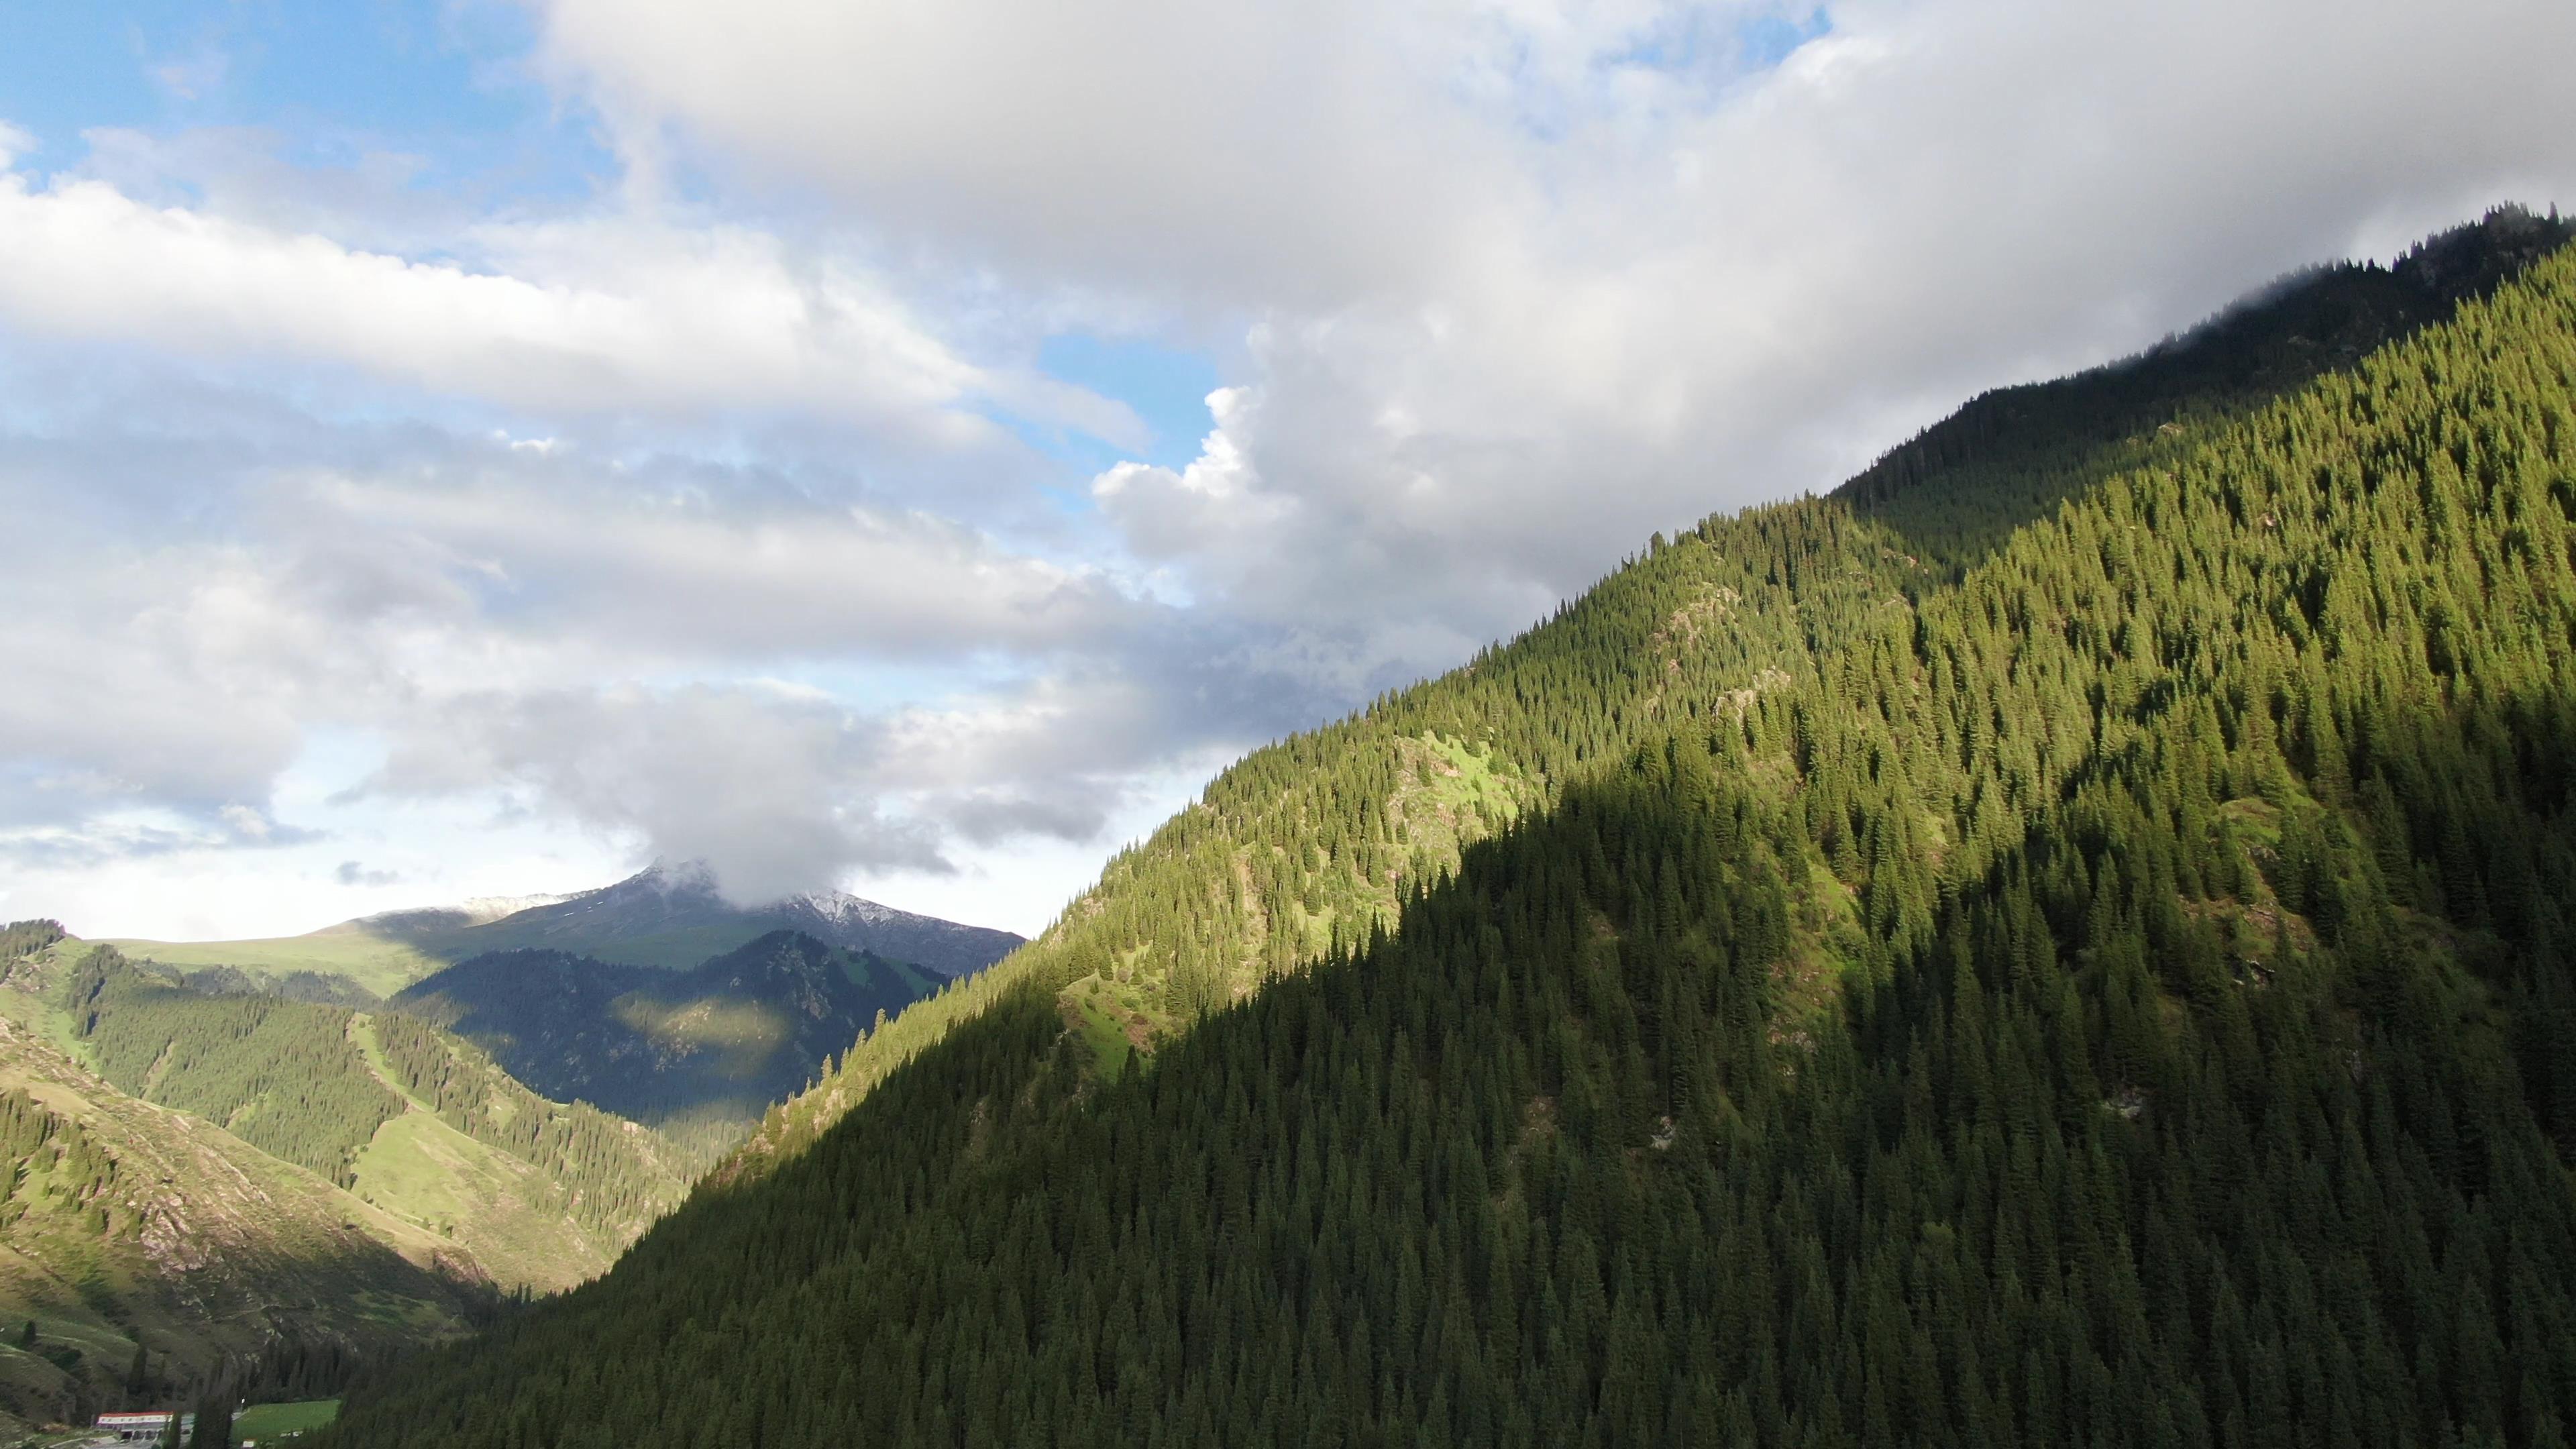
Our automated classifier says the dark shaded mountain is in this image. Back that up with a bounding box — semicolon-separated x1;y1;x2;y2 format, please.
363;862;1025;978
389;930;946;1130
325;219;2576;1448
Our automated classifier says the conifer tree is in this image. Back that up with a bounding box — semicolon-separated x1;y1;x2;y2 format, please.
314;216;2576;1449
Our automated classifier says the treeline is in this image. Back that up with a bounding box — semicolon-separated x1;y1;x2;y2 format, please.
0;920;67;963
178;963;381;1009
734;459;1929;1169
0;1085;122;1238
371;1011;695;1238
322;233;2576;1445
1839;203;2576;576
59;947;403;1187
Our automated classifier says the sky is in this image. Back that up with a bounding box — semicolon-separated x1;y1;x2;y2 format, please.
1;0;2571;943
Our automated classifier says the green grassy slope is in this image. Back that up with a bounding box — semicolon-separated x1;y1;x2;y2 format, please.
0;1016;489;1432
0;924;708;1432
232;1399;337;1438
341;1064;612;1292
4;938;695;1295
323;228;2576;1446
100;935;442;1002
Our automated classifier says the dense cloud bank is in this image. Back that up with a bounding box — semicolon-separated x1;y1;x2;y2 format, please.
3;0;2571;928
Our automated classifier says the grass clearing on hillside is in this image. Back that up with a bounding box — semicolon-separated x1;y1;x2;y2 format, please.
235;1399;339;1439
346;1108;606;1291
1065;986;1137;1079
104;933;441;998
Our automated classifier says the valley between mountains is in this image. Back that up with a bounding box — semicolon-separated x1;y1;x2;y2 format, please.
0;871;1020;1435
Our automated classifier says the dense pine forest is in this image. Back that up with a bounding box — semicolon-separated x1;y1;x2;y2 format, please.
0;1087;122;1240
57;947;405;1187
322;213;2576;1447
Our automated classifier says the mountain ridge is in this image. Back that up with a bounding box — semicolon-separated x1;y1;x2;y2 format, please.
445;861;1022;977
0;937;498;1432
388;928;947;1131
733;203;2576;1171
317;215;2576;1447
107;861;1023;997
19;938;698;1283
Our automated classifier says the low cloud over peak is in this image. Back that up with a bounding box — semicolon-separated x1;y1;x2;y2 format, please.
5;0;2573;937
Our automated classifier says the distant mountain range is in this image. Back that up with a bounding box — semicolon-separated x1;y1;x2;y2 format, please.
388;930;948;1128
0;922;655;1431
0;907;963;1428
0;1008;494;1436
109;861;1025;997
4;868;1014;1430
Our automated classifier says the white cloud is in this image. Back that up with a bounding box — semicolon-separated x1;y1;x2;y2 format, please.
543;0;2576;693
0;151;1134;444
0;353;1271;917
9;0;2576;938
536;0;1527;309
366;683;943;902
274;470;1154;662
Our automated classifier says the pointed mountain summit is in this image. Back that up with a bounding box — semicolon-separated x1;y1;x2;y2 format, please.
110;862;1024;996
430;862;1024;979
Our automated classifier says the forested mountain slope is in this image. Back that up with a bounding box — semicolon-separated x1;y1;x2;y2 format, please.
5;937;697;1293
389;930;944;1130
0;930;495;1434
1840;204;2574;574
323;227;2576;1446
726;209;2573;1180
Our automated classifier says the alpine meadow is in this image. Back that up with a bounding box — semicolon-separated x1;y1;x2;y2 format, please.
7;6;2576;1448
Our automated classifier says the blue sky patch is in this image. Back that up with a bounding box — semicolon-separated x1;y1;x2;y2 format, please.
1036;333;1221;472
0;0;612;203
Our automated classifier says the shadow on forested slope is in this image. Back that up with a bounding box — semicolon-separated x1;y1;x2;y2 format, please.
309;659;2576;1445
325;231;2576;1446
669;213;2576;1200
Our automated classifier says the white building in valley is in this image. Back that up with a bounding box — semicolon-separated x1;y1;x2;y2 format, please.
93;1409;193;1442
